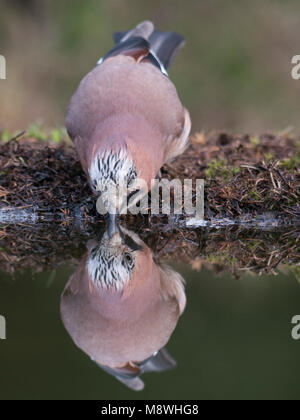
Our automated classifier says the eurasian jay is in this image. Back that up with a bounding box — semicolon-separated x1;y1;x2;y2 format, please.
65;21;191;230
60;226;186;390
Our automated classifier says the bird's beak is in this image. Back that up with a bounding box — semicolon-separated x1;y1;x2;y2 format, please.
108;213;120;239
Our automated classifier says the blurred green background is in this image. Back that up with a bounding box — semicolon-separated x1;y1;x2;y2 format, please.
1;0;300;134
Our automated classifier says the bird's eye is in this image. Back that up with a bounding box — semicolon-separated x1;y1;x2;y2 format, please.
124;253;133;266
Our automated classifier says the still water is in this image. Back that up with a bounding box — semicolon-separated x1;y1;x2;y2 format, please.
0;225;300;400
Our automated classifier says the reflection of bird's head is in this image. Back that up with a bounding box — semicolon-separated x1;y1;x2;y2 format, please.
60;226;186;390
87;225;142;292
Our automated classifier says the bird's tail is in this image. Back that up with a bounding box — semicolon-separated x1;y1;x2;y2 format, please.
95;347;176;391
113;20;185;71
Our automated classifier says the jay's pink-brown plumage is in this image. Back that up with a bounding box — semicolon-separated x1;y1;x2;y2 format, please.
65;21;191;218
60;226;186;390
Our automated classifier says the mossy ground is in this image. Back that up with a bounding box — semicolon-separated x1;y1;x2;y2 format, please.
0;220;299;277
0;128;299;275
0;128;299;221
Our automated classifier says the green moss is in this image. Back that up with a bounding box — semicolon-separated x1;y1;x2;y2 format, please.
205;159;240;182
264;153;273;162
250;136;260;145
280;154;300;171
205;252;231;265
50;127;68;143
27;122;48;141
279;141;300;171
249;191;261;201
51;129;62;143
247;239;261;249
1;130;11;142
26;123;69;144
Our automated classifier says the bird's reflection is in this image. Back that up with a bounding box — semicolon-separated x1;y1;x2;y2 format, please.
60;226;186;391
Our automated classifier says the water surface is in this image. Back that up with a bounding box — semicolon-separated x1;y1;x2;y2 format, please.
0;225;300;400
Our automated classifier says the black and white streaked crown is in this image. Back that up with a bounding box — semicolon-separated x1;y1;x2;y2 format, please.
89;148;137;193
87;238;135;292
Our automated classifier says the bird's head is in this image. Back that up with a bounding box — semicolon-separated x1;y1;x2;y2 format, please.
88;123;165;215
89;147;147;216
